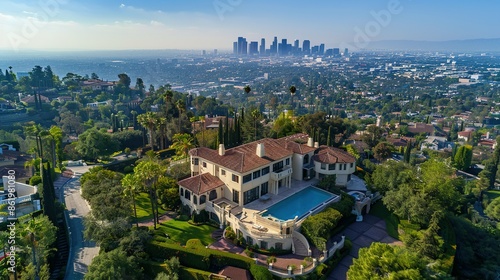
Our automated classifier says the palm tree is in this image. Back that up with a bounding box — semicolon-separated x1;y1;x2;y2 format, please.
122;174;141;227
164;90;173;118
170;133;195;159
134;159;167;229
156;117;167;150
176;99;186;133
199;116;206;147
137;112;159;150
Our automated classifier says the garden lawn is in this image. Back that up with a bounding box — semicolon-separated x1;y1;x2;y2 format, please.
154;219;216;246
134;192;168;221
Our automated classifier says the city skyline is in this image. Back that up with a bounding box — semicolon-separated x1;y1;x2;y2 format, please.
1;0;500;51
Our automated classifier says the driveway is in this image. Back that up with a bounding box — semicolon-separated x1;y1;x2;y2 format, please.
55;167;100;280
327;214;402;280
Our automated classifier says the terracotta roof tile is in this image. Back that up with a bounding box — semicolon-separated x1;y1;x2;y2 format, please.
275;133;316;154
178;173;224;195
312;145;356;164
190;138;293;173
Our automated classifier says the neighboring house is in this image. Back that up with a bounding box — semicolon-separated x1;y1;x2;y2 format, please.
408;123;435;135
21;94;50;105
0;144;17;167
56;96;73;103
0;176;40;222
178;133;355;255
86;100;113;109
458;131;473;142
478;139;497;150
421;136;454;151
81;79;115;91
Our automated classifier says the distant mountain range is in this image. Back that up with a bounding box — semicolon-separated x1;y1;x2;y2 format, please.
362;38;500;52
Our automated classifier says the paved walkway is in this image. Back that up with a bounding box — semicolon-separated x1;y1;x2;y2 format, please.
326;214;402;280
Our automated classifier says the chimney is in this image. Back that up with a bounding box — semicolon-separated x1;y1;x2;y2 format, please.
218;144;225;156
314;142;319;148
307;137;314;147
256;143;265;158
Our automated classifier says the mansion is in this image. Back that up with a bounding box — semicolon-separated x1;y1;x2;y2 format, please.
178;133;356;255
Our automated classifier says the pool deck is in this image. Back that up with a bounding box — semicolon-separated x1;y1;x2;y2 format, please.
243;178;320;213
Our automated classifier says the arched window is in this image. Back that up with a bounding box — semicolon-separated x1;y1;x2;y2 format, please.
200;195;206;204
209;190;217;201
303;154;309;164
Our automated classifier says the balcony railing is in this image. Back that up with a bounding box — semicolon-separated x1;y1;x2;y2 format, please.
271;166;292;181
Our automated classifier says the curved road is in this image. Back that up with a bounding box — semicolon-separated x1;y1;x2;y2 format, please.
57;166;100;280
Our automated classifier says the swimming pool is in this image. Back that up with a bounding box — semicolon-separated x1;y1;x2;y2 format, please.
263;187;335;221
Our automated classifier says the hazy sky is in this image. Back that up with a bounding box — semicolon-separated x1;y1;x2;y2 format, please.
1;0;499;51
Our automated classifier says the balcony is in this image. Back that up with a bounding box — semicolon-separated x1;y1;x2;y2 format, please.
271;166;292;181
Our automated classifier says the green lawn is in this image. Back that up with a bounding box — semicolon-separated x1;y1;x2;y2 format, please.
154;219;216;246
370;201;400;239
134;192;168;221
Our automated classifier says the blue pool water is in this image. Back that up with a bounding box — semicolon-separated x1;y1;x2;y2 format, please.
263;187;335;221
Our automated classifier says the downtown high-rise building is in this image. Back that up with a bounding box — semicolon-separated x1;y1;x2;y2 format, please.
270;37;278;55
260;38;266;55
302;40;310;54
249;41;259;55
319;44;325;55
237;36;247;55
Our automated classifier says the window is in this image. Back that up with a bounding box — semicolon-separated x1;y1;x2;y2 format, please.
246;236;253;246
273;161;284;172
221;169;226;176
209;190;217;201
260;182;269;196
200;195;206;204
202;162;207;168
180;188;184;196
243;174;252;184
193;195;198;205
329;164;336;170
232;190;239;203
192;172;199;176
303;154;309;164
260;241;268;250
339;164;343;171
184;190;191;200
350;163;354;168
275;242;283;250
232;174;239;183
262;166;270;175
344;164;347;170
244;186;259;204
253;170;261;179
321;163;326;170
285;158;290;166
192;158;199;165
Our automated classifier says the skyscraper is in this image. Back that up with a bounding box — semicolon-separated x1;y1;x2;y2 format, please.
233;42;238;55
270;36;278;55
279;39;288;56
249;41;259;55
260;38;266;55
319;44;325;55
344;48;349;56
333;48;340;57
302;40;310;55
237;37;247;55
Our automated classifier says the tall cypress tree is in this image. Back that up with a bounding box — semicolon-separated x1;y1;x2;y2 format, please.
327;126;332;147
40;160;57;224
404;141;411;163
217;120;223;146
224;116;229;147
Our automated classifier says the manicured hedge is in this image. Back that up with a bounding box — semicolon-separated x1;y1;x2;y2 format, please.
146;239;272;279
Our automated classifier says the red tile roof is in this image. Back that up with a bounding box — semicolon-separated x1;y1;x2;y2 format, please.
189;138;293;173
312;145;356;164
178;173;224;195
275;133;317;155
218;266;252;280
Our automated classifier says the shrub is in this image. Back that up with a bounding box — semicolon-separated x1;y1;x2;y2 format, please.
250;263;273;280
185;239;204;249
244;248;254;257
330;192;355;217
266;255;276;264
224;227;236;240
29;175;42;186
